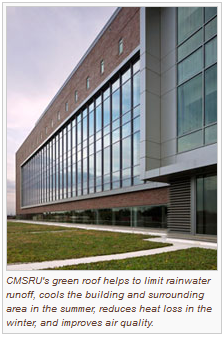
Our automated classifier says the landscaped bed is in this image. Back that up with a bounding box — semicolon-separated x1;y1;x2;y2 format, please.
7;221;171;264
50;248;217;270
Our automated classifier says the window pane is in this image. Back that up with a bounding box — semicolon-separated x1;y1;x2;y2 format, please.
123;178;131;187
83;108;87;118
112;142;120;172
103;87;110;100
196;175;217;235
134;165;140;176
122;136;131;169
133;131;140;166
104;174;110;184
83;117;87;140
104;183;110;191
178;48;202;84
104;147;110;175
83;158;87;188
178;7;203;44
89;111;94;136
205;17;217;41
77;161;82;185
133;60;140;74
205;7;217;22
178;29;203;61
112;89;120;121
103;97;110;126
122;68;131;83
96;139;102;152
178;130;203;152
133;116;140;133
89;155;94;179
96;151;102;177
96;95;101;106
122;122;131;138
113;172;120;184
178;74;202;136
122;79;131;114
203;175;217;235
112;78;119;92
133;105;140;118
96;130;101;140
89;135;94;144
83;147;87;158
123;168;131;180
96;105;102;131
77;113;81;123
122;111;131;125
104;134;110;148
133;72;140;107
89;102;94;112
112;119;119;130
118;38;123;55
77;150;81;161
205;37;217;67
205;124;217;145
104;125;110;136
205;64;217;125
89;143;94;155
113;208;130;226
68;131;71;151
112;128;120;143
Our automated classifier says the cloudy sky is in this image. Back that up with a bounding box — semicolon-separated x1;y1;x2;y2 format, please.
7;5;117;215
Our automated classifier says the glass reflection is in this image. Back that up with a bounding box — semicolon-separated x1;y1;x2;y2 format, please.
21;57;141;207
103;98;110;126
122;80;131;114
112;142;120;172
122;137;131;169
104;147;110;175
196;175;217;235
112;89;120;121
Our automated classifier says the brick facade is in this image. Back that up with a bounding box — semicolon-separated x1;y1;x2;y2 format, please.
18;187;169;215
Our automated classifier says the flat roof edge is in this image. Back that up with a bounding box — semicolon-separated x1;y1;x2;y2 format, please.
35;6;121;126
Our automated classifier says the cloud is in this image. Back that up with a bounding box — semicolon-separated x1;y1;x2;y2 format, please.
7;179;16;215
7;179;15;194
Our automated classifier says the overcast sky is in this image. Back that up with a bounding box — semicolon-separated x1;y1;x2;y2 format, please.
7;5;117;215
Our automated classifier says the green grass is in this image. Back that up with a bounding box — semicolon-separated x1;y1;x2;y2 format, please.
51;248;217;270
7;221;171;264
7;221;79;233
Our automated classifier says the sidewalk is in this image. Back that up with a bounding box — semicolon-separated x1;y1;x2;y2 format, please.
7;221;217;271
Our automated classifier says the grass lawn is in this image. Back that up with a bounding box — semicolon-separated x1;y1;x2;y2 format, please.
51;248;217;270
7;221;171;264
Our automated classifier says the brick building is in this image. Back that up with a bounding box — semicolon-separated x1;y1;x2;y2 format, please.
16;7;217;236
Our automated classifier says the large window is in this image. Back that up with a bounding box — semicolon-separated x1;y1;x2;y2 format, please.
27;204;167;228
21;56;141;207
177;7;217;152
196;174;217;235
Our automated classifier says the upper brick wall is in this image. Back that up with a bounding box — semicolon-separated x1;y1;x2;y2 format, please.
16;7;140;214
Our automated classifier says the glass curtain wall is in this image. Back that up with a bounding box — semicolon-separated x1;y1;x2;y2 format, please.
26;204;167;228
21;57;141;207
177;7;217;152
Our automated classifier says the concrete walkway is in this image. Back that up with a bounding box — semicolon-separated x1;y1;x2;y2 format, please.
7;220;217;271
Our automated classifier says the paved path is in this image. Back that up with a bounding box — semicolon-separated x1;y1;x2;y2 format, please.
7;221;217;271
